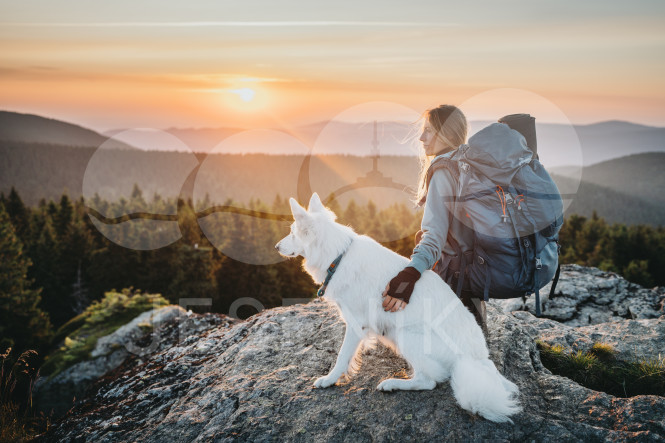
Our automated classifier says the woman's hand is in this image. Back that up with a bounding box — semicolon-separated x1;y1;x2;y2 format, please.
381;266;421;312
381;231;424;312
382;284;407;312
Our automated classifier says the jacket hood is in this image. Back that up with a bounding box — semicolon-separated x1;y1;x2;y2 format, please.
463;123;533;184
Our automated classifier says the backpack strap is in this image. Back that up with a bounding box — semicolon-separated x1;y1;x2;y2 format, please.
534;277;542;316
417;157;460;207
549;263;561;299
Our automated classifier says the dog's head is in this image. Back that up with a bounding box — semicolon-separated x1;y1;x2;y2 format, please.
275;192;337;258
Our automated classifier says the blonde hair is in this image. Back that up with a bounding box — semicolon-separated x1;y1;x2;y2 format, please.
413;105;468;205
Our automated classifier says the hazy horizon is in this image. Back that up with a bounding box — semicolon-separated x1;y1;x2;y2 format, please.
6;108;665;169
3;107;663;136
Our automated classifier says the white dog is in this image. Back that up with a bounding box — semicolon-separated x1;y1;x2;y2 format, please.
276;193;521;423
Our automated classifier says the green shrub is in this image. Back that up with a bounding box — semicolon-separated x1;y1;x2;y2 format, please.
537;340;665;397
40;288;168;379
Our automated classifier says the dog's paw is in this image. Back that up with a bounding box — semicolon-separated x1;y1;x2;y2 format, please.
377;379;397;391
313;375;338;388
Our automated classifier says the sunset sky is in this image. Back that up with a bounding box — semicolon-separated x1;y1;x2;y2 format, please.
1;0;664;132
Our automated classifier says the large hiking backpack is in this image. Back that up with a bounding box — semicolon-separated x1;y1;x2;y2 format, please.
424;122;564;315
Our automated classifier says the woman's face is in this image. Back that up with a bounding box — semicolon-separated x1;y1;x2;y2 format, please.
419;121;445;156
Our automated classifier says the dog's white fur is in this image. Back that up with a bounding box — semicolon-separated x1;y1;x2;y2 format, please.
276;193;521;423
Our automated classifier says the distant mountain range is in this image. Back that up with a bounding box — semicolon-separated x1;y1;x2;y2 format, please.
553;152;665;221
1;110;663;226
0;111;136;151
106;118;665;168
2;110;664;167
104;120;418;158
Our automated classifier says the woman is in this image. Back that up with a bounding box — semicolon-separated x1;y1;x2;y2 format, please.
381;104;488;333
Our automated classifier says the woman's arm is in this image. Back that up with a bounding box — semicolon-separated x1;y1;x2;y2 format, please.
382;169;456;312
408;169;456;273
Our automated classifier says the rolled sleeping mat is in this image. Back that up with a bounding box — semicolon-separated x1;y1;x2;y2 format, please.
498;113;537;158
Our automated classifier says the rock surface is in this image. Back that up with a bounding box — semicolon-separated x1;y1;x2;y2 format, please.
536;315;665;363
492;264;665;326
34;306;239;418
36;266;665;442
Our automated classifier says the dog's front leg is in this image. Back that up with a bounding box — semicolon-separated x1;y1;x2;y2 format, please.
313;325;362;388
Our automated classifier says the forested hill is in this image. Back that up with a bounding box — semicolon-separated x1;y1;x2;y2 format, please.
0;141;421;210
579;152;665;208
553;173;665;227
0;110;136;150
550;152;665;225
2;140;665;226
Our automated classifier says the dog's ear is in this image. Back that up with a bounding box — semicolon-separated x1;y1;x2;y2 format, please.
308;192;326;213
289;197;309;221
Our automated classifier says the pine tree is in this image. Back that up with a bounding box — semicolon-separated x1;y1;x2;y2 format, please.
130;183;147;213
367;199;377;219
577;212;608;266
342;199;360;228
5;187;31;245
168;244;218;303
325;193;343;218
0;202;52;352
46;200;58;222
214;213;255;315
623;259;654;288
559;214;587;263
29;220;67;327
54;194;73;240
177;198;201;247
271;194;291;215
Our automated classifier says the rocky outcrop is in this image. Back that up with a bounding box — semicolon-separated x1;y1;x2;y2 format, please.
492;264;665;326
535;315;665;363
36;267;665;442
34;306;239;418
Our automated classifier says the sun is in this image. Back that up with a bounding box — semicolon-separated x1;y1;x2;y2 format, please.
228;88;256;102
221;83;269;114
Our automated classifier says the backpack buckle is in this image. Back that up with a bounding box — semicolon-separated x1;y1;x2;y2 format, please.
459;161;470;173
535;257;542;269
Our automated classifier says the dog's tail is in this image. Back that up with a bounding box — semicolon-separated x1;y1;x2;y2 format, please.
450;356;521;424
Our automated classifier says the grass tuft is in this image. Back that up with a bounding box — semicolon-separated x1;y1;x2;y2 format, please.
589;342;617;361
537;340;665;397
1;348;49;441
